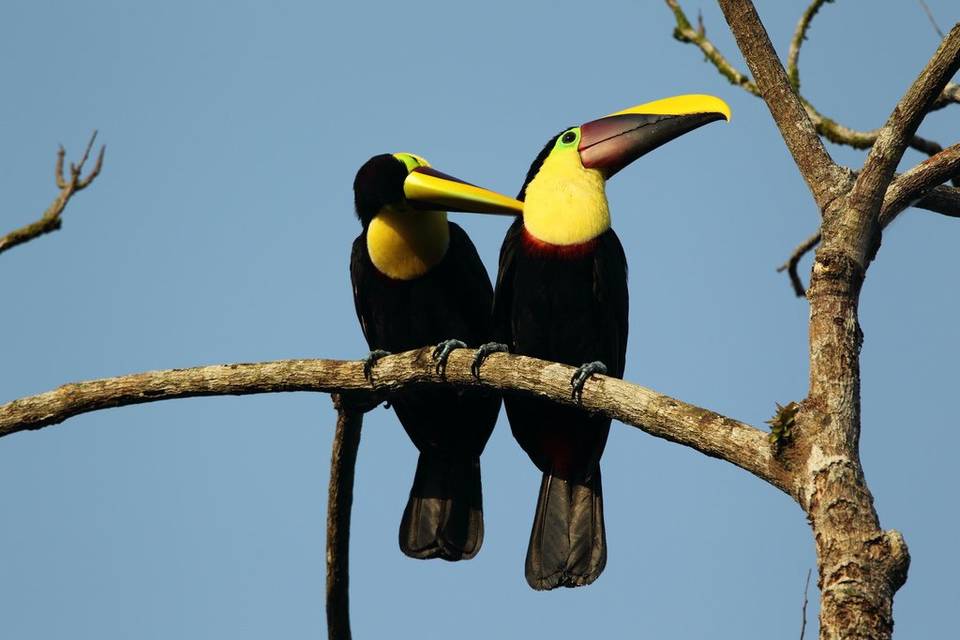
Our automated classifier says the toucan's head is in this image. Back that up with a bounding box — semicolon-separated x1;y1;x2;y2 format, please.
519;94;731;200
518;95;730;246
353;152;522;227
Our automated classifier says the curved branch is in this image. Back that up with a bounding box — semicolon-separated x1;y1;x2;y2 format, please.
786;0;830;93
0;132;105;257
0;349;790;494
777;230;822;298
665;0;759;96
665;2;950;159
326;394;363;640
777;173;960;298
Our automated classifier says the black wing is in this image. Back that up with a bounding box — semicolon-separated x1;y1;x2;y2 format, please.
593;229;629;377
349;232;373;345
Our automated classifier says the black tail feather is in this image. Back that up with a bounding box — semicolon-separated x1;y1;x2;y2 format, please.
399;453;484;561
525;468;606;590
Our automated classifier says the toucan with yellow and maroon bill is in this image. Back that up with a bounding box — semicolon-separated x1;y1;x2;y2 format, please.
350;152;522;561
472;95;731;589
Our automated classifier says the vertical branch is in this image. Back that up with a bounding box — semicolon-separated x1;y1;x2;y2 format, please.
326;394;364;640
716;0;841;210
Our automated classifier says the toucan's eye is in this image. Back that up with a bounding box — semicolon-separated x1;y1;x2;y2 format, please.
561;131;577;144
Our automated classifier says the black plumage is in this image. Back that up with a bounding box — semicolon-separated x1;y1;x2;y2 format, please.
493;136;629;589
350;154;500;560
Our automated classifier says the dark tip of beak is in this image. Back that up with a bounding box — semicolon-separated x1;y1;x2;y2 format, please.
578;112;727;178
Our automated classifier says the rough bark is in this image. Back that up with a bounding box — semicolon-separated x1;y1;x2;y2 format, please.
0;348;789;493
707;3;960;639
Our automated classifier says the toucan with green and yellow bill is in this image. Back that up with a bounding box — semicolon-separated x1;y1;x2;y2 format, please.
350;152;522;561
473;95;731;589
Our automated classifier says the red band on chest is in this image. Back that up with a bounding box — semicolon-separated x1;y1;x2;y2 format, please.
521;227;598;259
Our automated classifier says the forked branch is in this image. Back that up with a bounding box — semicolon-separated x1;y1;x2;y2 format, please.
0;132;105;256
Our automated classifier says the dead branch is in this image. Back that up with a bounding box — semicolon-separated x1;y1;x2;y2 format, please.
849;24;960;250
665;1;953;159
0;348;790;494
326;394;363;640
0;132;105;256
777;230;821;298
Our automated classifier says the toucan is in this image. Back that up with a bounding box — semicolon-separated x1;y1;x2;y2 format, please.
473;95;731;589
350;152;522;561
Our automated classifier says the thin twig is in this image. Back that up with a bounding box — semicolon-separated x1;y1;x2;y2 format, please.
800;568;812;640
916;0;945;39
777;230;822;297
664;1;953;158
0;131;105;257
778;142;960;295
326;394;364;640
787;0;830;92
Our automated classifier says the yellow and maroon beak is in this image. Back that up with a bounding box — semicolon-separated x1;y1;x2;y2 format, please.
403;167;523;216
578;94;731;178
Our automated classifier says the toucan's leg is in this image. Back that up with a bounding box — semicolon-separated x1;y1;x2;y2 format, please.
571;361;607;402
432;339;467;376
471;342;509;378
363;349;391;382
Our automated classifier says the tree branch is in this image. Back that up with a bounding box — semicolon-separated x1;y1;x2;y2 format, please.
880;142;960;226
665;2;951;159
786;0;830;93
930;81;960;111
665;0;760;96
850;24;960;234
0;132;105;257
326;394;363;640
0;348;790;494
716;0;841;210
776;175;960;299
912;184;960;217
777;230;822;298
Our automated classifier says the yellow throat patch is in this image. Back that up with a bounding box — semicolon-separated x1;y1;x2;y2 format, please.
366;206;449;280
523;149;610;246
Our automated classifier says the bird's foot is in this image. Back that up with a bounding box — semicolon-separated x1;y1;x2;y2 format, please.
571;361;607;403
471;342;509;379
362;349;391;382
431;339;467;376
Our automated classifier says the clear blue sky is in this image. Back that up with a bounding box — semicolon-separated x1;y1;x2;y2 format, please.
1;1;956;638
